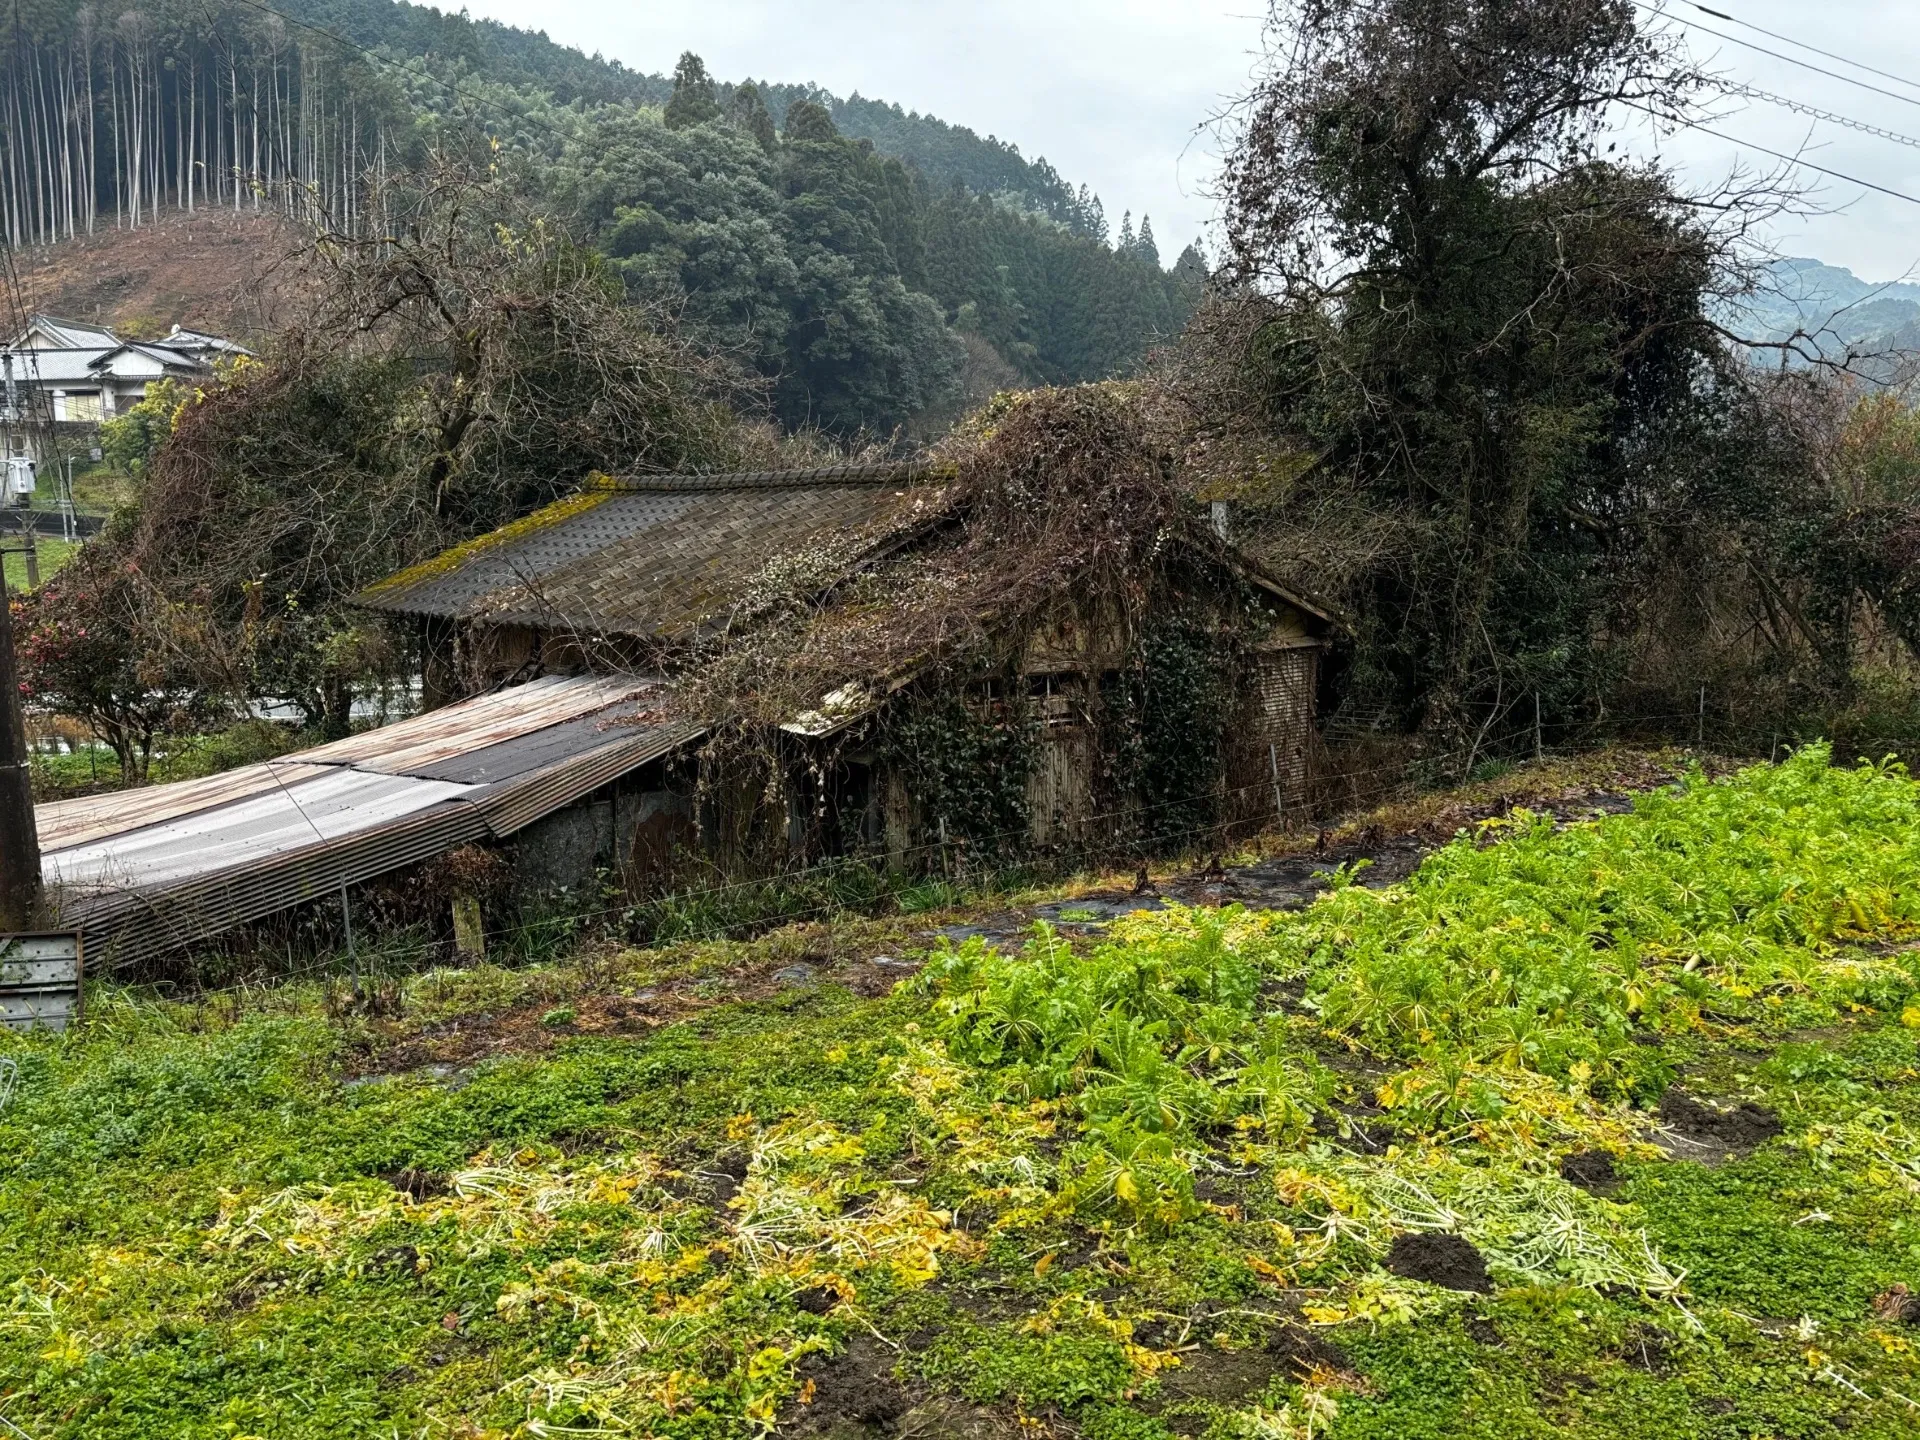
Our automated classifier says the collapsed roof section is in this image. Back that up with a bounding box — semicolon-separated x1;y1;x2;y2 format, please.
356;463;953;646
39;675;698;972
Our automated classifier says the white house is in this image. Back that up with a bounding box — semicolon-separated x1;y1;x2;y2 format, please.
1;315;252;485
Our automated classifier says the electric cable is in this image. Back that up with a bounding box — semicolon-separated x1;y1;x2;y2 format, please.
1634;0;1920;112
1720;82;1920;152
1618;98;1920;205
1687;3;1920;99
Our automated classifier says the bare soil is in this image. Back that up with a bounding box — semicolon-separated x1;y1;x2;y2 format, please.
1655;1088;1783;1165
1384;1232;1494;1293
13;209;304;343
1559;1150;1621;1194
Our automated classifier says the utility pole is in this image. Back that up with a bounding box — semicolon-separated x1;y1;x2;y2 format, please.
0;575;40;931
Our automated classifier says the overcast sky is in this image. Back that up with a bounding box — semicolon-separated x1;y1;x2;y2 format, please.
452;0;1920;283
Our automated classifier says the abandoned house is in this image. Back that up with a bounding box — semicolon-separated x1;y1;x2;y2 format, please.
36;456;1335;971
355;461;1336;878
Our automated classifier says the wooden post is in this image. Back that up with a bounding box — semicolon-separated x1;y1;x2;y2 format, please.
0;590;42;931
451;893;486;960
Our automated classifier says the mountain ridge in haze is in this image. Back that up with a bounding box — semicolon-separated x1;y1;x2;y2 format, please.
1734;257;1920;360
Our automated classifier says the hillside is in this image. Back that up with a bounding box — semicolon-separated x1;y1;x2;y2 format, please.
12;211;301;344
2;0;1194;432
268;0;1105;236
1731;257;1920;366
4;748;1919;1437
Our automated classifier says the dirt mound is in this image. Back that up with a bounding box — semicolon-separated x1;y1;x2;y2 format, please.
1385;1232;1494;1292
1147;1325;1353;1435
786;1335;1022;1438
788;1334;911;1436
1559;1151;1619;1193
381;1167;449;1201
1657;1089;1782;1162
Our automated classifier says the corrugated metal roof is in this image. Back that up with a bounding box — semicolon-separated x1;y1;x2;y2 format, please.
36;674;701;971
44;769;477;893
356;463;951;641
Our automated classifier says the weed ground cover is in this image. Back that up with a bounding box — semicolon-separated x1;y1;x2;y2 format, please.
4;746;1920;1438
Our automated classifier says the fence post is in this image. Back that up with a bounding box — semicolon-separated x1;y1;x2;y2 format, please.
340;884;360;1000
452;894;486;960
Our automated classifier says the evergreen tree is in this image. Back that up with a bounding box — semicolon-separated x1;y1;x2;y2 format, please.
1135;214;1159;268
783;98;841;144
1088;194;1109;246
728;81;778;152
664;52;721;129
1117;210;1135;254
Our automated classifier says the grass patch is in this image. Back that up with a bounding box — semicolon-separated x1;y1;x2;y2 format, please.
1;534;77;592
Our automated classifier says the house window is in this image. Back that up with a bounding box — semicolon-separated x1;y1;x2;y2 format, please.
52;390;106;423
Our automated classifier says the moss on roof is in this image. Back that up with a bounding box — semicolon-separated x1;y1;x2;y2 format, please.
358;480;620;601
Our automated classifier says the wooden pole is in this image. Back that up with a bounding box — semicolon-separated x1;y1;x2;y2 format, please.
0;582;42;931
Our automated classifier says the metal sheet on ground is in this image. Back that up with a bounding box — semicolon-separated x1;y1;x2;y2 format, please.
42;769;477;894
0;932;83;1031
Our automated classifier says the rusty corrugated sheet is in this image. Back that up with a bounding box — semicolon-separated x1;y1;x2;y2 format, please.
37;674;702;971
299;674;665;774
34;762;336;851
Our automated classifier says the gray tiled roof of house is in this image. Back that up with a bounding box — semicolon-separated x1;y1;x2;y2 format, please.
357;462;953;643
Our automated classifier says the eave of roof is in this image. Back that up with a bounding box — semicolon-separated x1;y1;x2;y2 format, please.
88;342;211;372
22;315;119;348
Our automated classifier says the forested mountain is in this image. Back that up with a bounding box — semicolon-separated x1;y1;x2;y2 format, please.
0;0;1199;431
1728;258;1920;367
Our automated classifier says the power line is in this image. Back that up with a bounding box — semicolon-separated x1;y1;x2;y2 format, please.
1619;98;1920;207
1637;1;1920;113
1688;3;1920;99
1722;82;1920;152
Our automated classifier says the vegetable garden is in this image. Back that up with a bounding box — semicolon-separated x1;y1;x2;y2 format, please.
3;746;1919;1437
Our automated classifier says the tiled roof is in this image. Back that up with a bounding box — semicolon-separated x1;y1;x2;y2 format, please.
357;462;952;643
5;349;106;384
91;342;212;373
23;316;117;348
